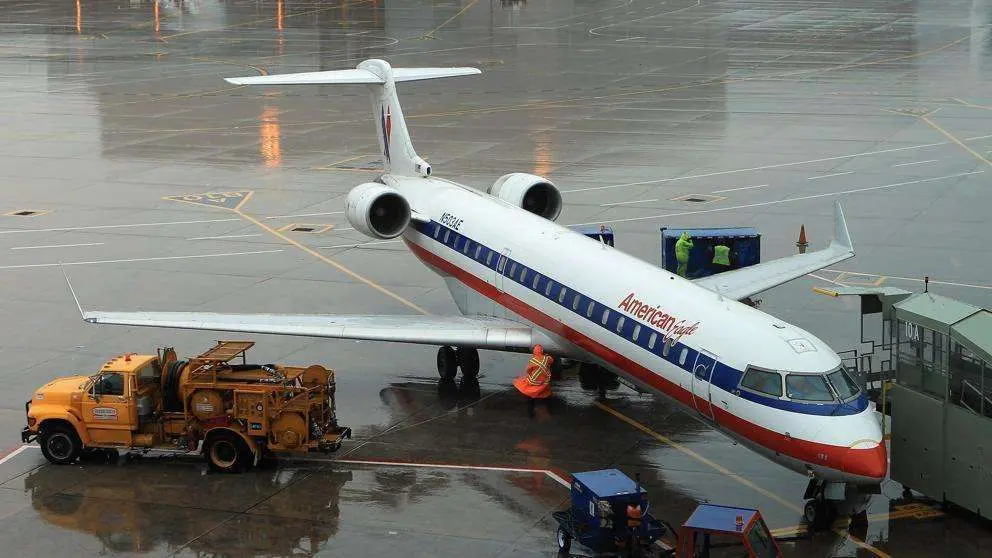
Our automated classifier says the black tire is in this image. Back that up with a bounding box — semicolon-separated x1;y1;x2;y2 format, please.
456;347;480;379
204;431;251;473
162;360;187;412
40;423;82;465
437;346;457;380
578;362;599;391
556;526;572;554
550;357;563;381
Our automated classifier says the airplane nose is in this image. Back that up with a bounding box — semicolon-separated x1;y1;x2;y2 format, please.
842;442;888;481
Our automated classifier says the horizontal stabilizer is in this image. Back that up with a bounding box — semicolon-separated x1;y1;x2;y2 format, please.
225;67;480;86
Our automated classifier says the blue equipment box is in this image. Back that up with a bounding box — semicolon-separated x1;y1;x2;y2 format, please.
570;469;648;540
571;224;615;247
661;226;760;279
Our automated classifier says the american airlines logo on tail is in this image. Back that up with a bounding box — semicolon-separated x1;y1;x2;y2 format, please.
380;104;392;162
617;292;700;338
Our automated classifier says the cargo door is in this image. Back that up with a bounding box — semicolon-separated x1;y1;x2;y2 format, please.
82;372;135;445
691;349;718;421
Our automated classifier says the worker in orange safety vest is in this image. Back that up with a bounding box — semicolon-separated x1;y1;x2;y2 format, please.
513;345;553;414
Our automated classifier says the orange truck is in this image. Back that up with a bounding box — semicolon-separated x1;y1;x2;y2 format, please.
22;341;350;472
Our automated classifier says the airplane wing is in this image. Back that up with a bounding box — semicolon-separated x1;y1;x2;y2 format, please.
77;310;534;350
693;201;854;301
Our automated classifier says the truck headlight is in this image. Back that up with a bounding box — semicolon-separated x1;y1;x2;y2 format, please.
27;416;36;427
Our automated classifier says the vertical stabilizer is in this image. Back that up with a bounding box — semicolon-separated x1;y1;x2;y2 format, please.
224;59;480;178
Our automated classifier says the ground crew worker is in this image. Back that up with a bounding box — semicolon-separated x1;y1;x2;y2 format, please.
513;345;553;415
711;242;731;273
675;231;693;278
626;503;643;530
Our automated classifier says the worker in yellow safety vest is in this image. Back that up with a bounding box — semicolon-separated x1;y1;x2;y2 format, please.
513;345;553;414
712;243;731;272
675;232;693;278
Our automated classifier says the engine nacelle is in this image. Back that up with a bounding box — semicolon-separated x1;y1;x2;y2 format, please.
346;183;411;239
487;173;562;221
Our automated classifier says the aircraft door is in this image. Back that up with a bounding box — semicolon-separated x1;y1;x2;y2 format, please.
493;248;511;317
691;349;718;421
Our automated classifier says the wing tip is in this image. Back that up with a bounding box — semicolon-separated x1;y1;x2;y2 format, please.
833;201;854;253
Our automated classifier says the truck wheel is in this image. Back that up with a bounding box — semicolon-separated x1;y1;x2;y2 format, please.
205;431;250;473
40;424;82;465
556;526;572;554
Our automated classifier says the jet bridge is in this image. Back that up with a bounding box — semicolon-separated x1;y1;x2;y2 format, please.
817;285;992;519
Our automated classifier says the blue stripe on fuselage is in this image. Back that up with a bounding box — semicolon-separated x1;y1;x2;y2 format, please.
412;220;868;416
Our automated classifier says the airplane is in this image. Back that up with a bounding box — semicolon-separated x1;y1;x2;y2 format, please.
66;59;886;526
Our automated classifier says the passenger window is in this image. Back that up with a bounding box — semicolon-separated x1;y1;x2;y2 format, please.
558;288;567;304
740;368;783;397
94;372;125;397
519;268;528;282
648;332;658;349
679;348;688;366
601;309;610;325
663;336;675;357
454;235;462;251
616;316;625;333
572;294;581;311
443;230;450;244
545;281;554;297
486;251;493;266
587;301;595;318
532;273;540;290
785;374;835;402
632;325;641;341
474;245;482;259
433;223;441;239
463;240;472;254
509;263;517;277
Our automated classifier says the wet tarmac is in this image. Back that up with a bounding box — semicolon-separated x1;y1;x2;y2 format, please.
1;0;991;556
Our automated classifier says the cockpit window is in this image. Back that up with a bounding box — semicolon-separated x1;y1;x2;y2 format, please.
785;374;834;402
827;367;860;400
740;368;783;397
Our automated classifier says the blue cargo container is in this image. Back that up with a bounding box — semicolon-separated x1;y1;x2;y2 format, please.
571;224;615;247
661;226;760;279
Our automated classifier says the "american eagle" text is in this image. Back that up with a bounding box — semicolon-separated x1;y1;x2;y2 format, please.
617;292;699;338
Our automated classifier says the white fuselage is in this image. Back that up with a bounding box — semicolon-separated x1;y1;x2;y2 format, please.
385;174;887;485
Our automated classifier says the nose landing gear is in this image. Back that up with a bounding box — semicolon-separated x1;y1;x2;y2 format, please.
803;479;842;530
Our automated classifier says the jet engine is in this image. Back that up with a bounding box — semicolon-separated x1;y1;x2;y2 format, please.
346;183;412;239
487;173;562;221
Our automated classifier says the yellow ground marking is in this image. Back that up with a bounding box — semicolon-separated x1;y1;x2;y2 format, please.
165;190;428;314
276;223;335;234
919;114;992;167
952;97;992;110
594;401;892;558
190;56;269;77
159;1;374;42
769;503;944;537
422;0;481;39
4;209;51;217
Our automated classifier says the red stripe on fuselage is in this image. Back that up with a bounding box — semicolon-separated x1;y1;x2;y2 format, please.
404;234;885;481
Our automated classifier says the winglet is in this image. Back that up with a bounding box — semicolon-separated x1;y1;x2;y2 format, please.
60;263;92;322
832;201;854;252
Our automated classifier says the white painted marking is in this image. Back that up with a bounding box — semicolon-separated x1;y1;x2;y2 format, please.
891;159;938;167
10;242;104;251
561;134;992;194
187;234;263;241
0;444;31;465
573;170;985;226
712;184;769;194
825;269;991;291
615;36;644;42
0;249;284;270
0;218;241;235
336;458;571;488
319;240;402;250
807;171;854;180
599;198;658;207
264;211;344;220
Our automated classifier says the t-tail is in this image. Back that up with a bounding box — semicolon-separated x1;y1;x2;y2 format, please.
225;59;480;178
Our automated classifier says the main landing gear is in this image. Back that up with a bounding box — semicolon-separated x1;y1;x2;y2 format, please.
437;346;479;380
803;479;842;530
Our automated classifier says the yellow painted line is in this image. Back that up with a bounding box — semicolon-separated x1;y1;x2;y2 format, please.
4;209;51;217
423;0;481;39
920;115;992;167
812;287;839;297
233;207;429;315
594;401;893;558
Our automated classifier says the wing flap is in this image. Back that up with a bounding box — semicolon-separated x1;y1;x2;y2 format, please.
694;202;855;300
81;311;533;350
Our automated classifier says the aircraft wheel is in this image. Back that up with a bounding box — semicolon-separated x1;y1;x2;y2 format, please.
803;499;835;530
578;363;599;391
556;526;572;554
456;347;480;379
550;357;563;381
437;346;458;380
